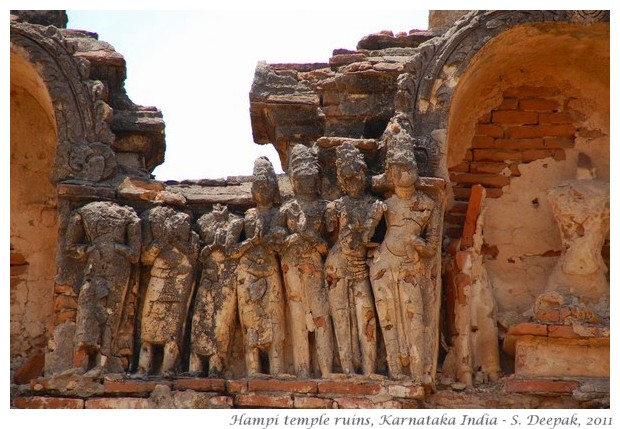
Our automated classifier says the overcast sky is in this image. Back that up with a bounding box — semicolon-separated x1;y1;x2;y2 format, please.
67;10;429;181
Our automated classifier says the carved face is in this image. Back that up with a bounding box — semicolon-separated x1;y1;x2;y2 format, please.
338;164;366;197
292;171;318;197
388;162;418;188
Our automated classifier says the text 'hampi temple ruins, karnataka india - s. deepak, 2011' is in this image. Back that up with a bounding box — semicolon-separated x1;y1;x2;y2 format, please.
10;10;610;409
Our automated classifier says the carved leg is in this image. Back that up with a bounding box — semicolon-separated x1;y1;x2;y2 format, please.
304;258;333;378
400;278;424;380
326;263;354;375
353;278;377;375
137;341;153;375
189;351;203;375
371;264;403;379
245;347;261;376
208;354;225;377
288;298;310;377
161;341;180;376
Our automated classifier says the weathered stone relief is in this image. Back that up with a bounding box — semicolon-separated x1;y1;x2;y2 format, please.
190;204;244;377
137;206;199;376
543;153;610;320
277;144;335;378
325;143;384;375
235;158;286;376
369;138;443;382
65;201;141;373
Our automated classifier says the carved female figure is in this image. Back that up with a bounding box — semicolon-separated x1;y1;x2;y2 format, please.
235;157;287;376
137;206;199;376
369;141;439;380
277;144;334;378
66;201;141;372
190;204;244;376
325;143;384;375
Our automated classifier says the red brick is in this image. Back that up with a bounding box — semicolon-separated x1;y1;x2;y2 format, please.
521;149;555;162
475;123;504;138
452;173;510;188
486;188;503;198
14;396;84;409
85;398;151;409
548;325;579;338
504;86;560;98
464;150;473;161
449;161;470;173
507;323;548;336
104;379;171;394
492;110;538;124
293;396;335;409
496;138;545;149
249;379;317;394
445;212;465;225
453;187;472;200
519;98;560;111
13;352;45;384
174;378;226;392
544;137;574;149
318;380;382;395
496;97;519;110
507;124;575;139
553;150;566;161
471;135;495;148
505;379;579;394
461;184;485;248
226;379;248;394
473;149;522;162
539;112;573;124
334;397;374;408
478;112;491;123
235;393;293;408
470;162;519;176
449;201;469;213
388;384;425;399
208;395;233;408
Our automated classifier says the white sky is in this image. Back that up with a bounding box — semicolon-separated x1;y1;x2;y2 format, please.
67;10;429;181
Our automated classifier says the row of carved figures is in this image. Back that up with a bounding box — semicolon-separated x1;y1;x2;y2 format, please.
66;142;442;380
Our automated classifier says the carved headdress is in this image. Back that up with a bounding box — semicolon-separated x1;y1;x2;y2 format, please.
336;143;368;190
385;138;419;188
252;156;280;205
253;156;278;184
288;144;319;178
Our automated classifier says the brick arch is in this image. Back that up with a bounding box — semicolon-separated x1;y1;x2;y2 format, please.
397;10;609;179
10;49;59;377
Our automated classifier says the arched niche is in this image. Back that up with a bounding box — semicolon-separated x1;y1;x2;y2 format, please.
10;51;59;372
444;22;609;314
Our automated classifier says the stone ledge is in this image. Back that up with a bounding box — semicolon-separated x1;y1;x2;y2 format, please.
103;379;172;395
173;378;226;393
504;378;580;394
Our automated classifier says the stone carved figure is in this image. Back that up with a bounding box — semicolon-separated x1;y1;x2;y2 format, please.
545;153;610;319
369;140;440;380
325;143;384;375
234;157;287;376
190;204;244;376
65;201;141;372
137;206;199;376
277;144;334;378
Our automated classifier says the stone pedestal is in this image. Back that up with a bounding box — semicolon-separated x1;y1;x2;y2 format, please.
504;322;609;379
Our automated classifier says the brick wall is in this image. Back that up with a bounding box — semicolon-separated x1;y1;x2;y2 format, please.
447;86;576;238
